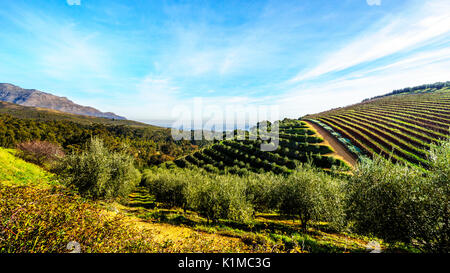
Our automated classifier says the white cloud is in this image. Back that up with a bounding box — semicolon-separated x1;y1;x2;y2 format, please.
40;30;110;80
290;0;450;83
276;53;450;118
67;0;81;6
366;0;381;6
160;28;275;77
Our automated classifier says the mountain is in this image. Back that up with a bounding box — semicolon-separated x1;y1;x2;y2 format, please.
0;83;126;120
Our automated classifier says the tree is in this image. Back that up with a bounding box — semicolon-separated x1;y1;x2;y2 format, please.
16;140;64;167
419;138;449;252
185;173;253;223
277;165;345;231
55;137;141;200
346;156;425;243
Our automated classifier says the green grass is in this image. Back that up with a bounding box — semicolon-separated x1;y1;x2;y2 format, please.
0;149;249;253
0;148;57;188
120;187;416;253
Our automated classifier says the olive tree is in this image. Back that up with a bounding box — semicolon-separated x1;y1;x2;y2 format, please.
277;165;345;231
56;137;141;200
185;173;253;223
346;156;425;243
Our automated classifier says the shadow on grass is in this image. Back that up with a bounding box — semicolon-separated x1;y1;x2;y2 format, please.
123;188;366;253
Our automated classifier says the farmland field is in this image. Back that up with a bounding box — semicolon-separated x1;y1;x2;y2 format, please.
305;84;450;168
171;119;351;175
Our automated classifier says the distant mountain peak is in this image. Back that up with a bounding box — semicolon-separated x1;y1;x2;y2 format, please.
0;83;126;120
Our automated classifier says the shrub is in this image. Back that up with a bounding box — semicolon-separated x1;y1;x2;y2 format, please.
144;168;254;223
0;185;159;253
419;139;449;252
186;173;253;223
346;156;424;243
16;140;64;167
276;165;345;231
142;168;193;209
346;138;450;252
245;173;281;212
55;137;141;200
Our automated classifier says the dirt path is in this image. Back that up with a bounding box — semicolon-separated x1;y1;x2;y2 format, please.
105;203;252;253
304;120;357;167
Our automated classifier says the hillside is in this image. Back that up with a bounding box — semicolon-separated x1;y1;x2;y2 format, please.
0;108;204;167
0;147;252;253
305;83;450;168
0;148;56;188
171;119;351;175
0;147;383;253
0;100;151;127
0;83;125;120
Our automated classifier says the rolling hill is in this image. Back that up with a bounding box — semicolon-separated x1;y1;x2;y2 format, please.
0;101;207;168
305;82;450;168
0;100;151;127
171;119;351;175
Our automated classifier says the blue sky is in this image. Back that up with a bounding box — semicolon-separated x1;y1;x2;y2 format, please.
0;0;449;126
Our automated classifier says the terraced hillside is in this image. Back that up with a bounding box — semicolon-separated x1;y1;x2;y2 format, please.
172;119;350;175
306;83;450;168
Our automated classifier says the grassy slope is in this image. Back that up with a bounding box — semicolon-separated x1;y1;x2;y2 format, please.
0;147;389;253
0;147;250;252
0;148;56;188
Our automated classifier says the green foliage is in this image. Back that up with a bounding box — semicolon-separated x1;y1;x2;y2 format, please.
347;139;450;252
143;168;254;223
0;185;160;253
55;137;141;200
186;173;254;223
276;165;345;231
421;139;449;252
0;113;201;168
346;156;424;242
142;168;192;209
245;172;282;212
143;164;347;231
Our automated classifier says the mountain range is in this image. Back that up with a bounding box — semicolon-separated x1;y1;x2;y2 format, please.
0;83;126;120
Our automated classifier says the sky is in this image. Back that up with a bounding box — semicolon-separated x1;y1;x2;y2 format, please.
0;0;449;128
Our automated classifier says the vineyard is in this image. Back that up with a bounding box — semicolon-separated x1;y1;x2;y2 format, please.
306;83;450;168
172;119;350;175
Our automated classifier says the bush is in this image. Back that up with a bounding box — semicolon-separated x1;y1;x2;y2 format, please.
55;137;141;200
346;138;449;253
16;140;64;167
186;173;253;223
0;185;159;253
346;156;424;243
276;165;345;231
143;168;254;223
245;173;281;212
419;139;449;252
142;168;193;209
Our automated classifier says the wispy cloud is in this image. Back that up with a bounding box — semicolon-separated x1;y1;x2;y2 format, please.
366;0;381;6
0;3;116;96
67;0;81;6
290;0;450;83
1;0;449;125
